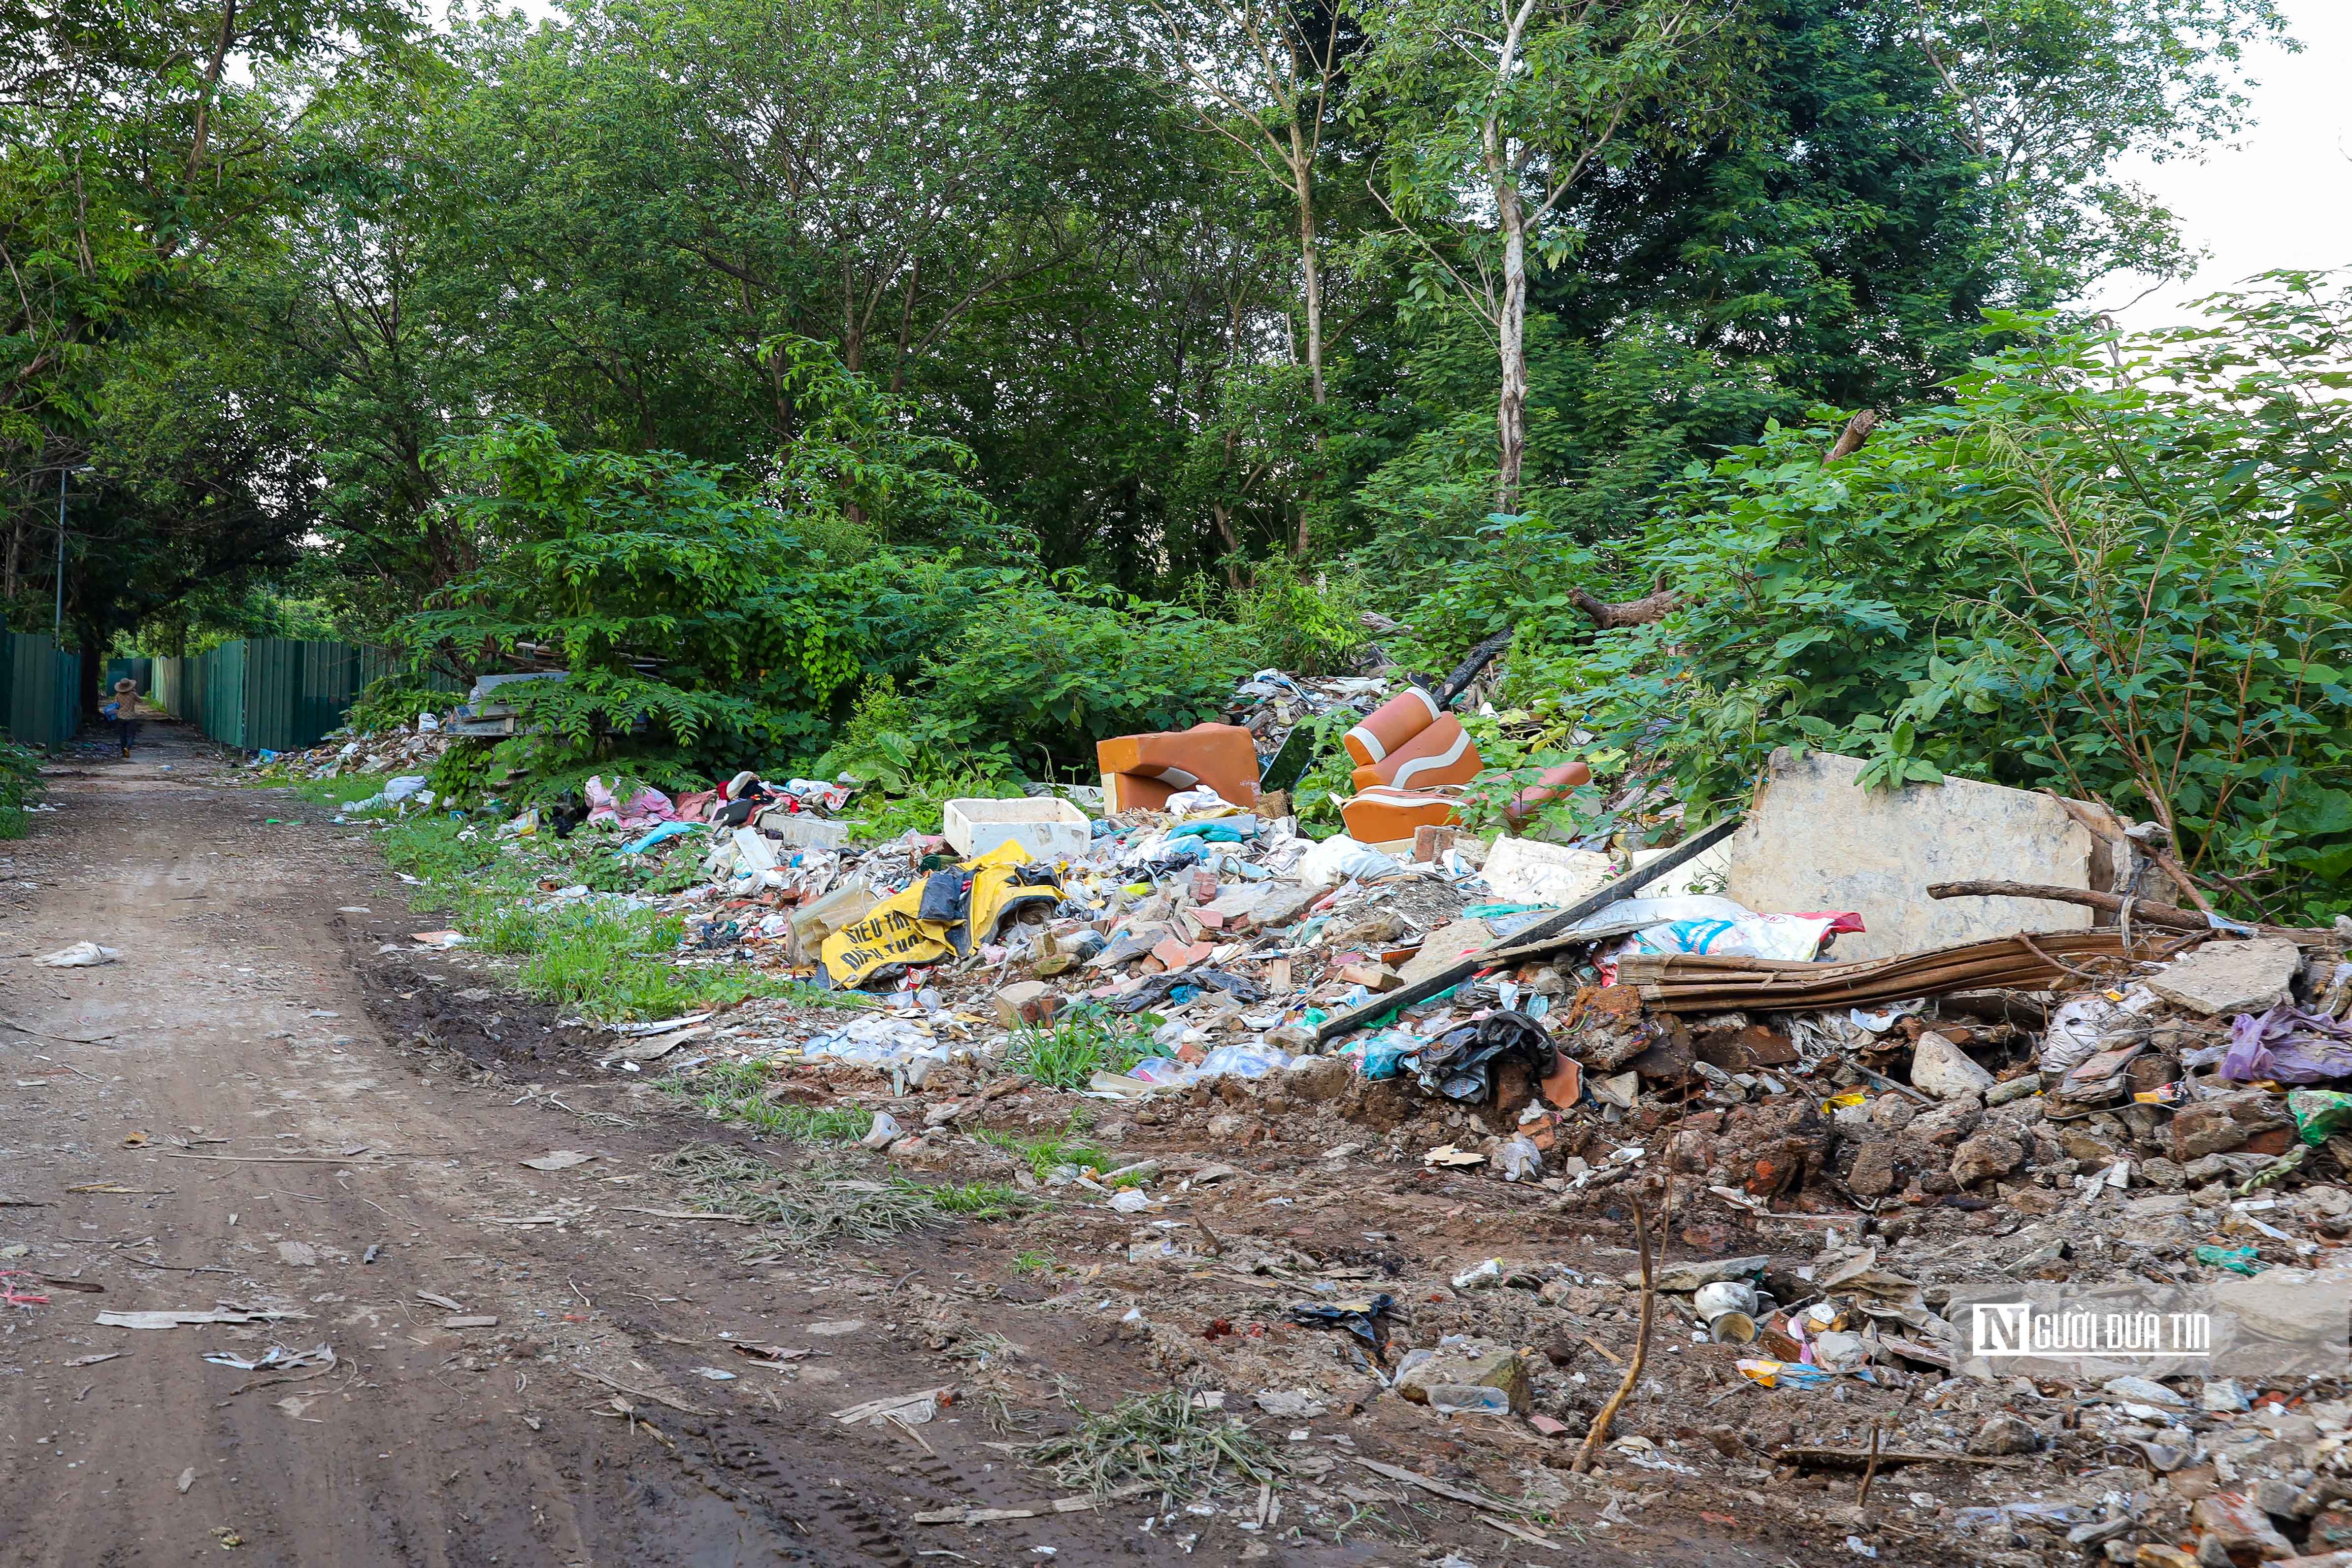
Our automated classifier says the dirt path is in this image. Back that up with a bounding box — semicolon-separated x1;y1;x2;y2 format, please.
0;722;1795;1567
0;725;932;1566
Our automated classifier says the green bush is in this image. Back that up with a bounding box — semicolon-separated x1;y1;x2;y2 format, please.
1540;288;2352;924
0;739;42;839
345;676;452;736
1230;555;1367;677
396;345;1245;801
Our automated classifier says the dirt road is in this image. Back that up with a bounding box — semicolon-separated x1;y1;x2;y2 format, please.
0;723;1795;1567
0;726;964;1566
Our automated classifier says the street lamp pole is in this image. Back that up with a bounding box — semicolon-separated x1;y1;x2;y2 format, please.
54;465;67;641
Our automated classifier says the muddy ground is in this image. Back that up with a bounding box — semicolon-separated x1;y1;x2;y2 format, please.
0;720;1879;1567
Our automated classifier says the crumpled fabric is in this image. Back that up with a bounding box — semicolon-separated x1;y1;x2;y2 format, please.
784;777;854;813
1107;967;1266;1014
2220;1003;2352;1084
584;775;677;832
1406;1008;1555;1102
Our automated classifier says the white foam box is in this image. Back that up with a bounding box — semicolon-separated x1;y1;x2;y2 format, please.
754;806;851;850
942;797;1091;863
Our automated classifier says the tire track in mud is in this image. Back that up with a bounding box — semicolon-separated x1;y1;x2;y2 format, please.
660;1413;918;1566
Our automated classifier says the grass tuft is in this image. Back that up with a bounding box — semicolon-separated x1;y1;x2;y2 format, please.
1006;1003;1154;1091
1024;1387;1284;1501
974;1115;1108;1180
654;1142;1032;1257
664;1063;874;1141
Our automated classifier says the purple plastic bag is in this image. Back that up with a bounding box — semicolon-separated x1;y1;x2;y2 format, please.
2220;1003;2352;1083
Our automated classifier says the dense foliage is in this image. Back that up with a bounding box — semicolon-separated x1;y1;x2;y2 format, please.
403;343;1245;795
1494;279;2352;924
12;0;2345;918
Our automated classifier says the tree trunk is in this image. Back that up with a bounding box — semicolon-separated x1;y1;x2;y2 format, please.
840;255;862;373
889;256;921;397
1494;195;1528;513
1292;128;1325;409
1572;578;1680;629
77;630;100;724
1488;111;1529;513
1824;408;1877;462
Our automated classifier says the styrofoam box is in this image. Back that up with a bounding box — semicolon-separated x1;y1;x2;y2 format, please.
942;797;1091;863
754;806;851;850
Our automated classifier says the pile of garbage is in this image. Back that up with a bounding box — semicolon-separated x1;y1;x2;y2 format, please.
253;728;454;781
298;660;2352;1559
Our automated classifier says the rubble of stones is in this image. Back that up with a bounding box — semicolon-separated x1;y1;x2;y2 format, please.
254;702;2352;1568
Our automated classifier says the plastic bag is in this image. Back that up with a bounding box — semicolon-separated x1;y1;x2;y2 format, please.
1620;911;1856;963
1193;1043;1289;1080
1407;1009;1554;1102
2224;1005;2352;1084
1339;1031;1413;1081
2040;993;2118;1077
1296;834;1403;891
1496;1135;1544;1182
2289;1088;2352;1146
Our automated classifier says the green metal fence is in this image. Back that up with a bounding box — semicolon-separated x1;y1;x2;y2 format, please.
151;640;462;753
1;632;83;749
104;656;153;699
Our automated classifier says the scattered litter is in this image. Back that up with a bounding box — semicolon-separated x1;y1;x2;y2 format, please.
35;942;120;967
201;1344;335;1373
831;1387;951;1426
99;1308;311;1329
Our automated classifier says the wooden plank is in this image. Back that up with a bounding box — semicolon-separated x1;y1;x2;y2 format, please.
1314;814;1744;1043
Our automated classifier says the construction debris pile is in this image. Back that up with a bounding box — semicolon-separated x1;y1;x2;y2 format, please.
296;666;2352;1566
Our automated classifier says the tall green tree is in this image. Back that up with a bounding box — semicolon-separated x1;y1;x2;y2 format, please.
1358;0;1755;508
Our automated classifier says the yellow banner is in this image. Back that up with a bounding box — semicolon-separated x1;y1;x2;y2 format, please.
820;839;1062;987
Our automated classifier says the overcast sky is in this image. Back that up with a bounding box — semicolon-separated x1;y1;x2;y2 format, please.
2080;0;2352;328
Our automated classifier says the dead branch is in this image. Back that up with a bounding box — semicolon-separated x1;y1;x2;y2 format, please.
1925;880;2207;931
1434;628;1513;707
1574;1194;1653;1474
1572;574;1679;630
1856;1420;1884;1507
1824;409;1878;462
1926;879;2333;944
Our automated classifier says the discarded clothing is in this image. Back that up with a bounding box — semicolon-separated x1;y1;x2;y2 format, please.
1406;1008;1554;1102
623;820;705;855
1107;967;1266;1015
916;867;975;925
2219;1004;2352;1084
1286;1294;1394;1356
585;776;677;832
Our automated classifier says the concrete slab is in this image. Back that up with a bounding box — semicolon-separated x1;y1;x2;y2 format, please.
2146;937;2301;1016
1722;749;2097;960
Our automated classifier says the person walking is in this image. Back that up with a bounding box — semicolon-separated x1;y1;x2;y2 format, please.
108;676;142;756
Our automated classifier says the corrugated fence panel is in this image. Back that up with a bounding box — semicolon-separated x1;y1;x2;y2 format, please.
296;640;361;751
208;640;249;750
3;632;78;749
150;640;445;751
59;650;79;745
245;638;298;752
104;656;151;699
358;646;467;695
